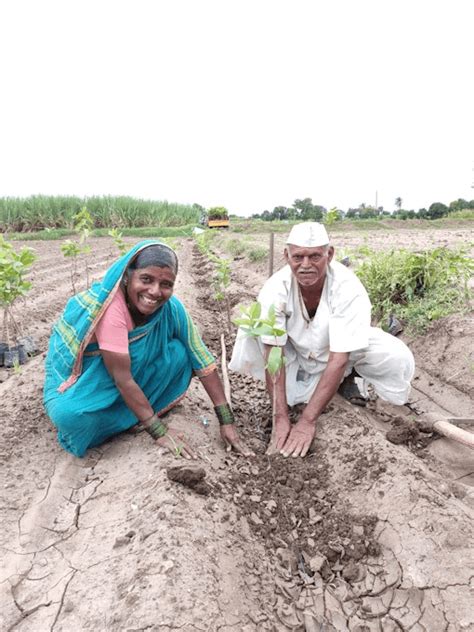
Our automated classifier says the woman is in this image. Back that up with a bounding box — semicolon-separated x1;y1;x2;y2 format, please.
44;240;249;458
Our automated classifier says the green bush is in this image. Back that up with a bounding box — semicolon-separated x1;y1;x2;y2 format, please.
356;247;473;332
225;238;246;257
247;246;268;262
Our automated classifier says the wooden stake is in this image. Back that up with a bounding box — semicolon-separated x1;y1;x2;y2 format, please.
268;232;274;277
220;333;232;405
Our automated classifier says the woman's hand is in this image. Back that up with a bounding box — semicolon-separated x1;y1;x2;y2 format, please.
220;424;254;456
155;428;197;460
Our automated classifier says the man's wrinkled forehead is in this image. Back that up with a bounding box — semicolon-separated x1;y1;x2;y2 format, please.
286;244;328;257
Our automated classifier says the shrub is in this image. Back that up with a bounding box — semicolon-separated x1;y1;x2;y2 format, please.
0;236;36;346
247;246;268;262
356;247;473;332
225;238;246;257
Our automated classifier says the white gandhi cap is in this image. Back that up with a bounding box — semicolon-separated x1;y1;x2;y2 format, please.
286;222;329;247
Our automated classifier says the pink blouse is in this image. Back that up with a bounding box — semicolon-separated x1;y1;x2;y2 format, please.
93;288;134;354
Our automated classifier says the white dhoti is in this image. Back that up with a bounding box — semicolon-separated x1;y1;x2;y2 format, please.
229;327;414;406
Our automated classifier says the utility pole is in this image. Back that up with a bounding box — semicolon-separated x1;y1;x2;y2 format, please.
375;190;378;209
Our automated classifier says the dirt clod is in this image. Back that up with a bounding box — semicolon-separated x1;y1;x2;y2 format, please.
386;416;420;445
166;465;211;495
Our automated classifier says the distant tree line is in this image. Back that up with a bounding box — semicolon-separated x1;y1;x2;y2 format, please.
251;197;474;222
251;198;342;222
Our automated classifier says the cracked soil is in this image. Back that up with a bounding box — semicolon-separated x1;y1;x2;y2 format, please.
0;226;473;631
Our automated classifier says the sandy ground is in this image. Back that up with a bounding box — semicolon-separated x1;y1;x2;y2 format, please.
0;226;473;631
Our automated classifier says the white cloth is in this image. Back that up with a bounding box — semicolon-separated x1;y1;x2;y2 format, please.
229;261;415;406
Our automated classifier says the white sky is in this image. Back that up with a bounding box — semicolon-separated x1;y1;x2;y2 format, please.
1;0;473;216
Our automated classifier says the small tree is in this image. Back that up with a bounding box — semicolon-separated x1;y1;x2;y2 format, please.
60;240;82;293
61;206;94;292
233;302;286;434
108;228;128;256
0;236;36;348
324;207;341;226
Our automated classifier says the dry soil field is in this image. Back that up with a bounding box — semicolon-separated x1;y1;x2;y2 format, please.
1;224;473;631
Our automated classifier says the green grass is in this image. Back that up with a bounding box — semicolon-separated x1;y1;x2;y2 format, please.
224;238;246;257
247;246;268;262
6;224;197;241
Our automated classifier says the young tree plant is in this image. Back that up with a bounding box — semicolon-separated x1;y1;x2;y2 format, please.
233;302;286;434
60;239;82;294
108;228;128;256
0;235;36;352
74;206;93;287
61;206;94;292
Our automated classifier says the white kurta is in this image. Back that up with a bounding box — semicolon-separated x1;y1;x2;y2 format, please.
229;261;415;406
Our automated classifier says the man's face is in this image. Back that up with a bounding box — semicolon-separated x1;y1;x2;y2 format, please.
285;244;334;288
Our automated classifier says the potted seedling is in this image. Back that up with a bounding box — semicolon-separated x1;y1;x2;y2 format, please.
0;235;36;367
233;301;286;431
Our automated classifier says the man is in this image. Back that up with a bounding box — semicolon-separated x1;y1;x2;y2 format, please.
229;222;415;458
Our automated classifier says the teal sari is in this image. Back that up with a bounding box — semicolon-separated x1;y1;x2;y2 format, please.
43;241;215;457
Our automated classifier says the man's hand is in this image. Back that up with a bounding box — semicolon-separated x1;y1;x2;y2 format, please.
220;425;254;457
156;428;197;460
266;413;291;455
280;417;316;458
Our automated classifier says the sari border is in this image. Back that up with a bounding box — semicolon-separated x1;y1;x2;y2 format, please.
155;391;187;418
194;363;217;378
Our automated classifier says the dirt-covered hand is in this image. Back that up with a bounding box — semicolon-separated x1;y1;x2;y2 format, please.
220;424;254;457
280;418;316;458
155;428;197;460
266;414;291;455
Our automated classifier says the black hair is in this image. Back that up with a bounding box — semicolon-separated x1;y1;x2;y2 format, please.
128;243;178;274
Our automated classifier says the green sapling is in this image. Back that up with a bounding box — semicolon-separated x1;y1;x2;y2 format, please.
233;301;286;439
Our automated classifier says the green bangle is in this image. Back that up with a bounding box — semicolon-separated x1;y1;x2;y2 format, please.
214;403;235;426
142;413;168;440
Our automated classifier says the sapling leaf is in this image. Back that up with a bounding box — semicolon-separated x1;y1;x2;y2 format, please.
272;328;286;337
232;317;253;327
249;302;261;320
245;325;275;336
266;304;276;325
266;346;283;377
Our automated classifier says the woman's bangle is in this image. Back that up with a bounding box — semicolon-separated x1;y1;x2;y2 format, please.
141;412;168;440
214;403;235;426
147;418;168;440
